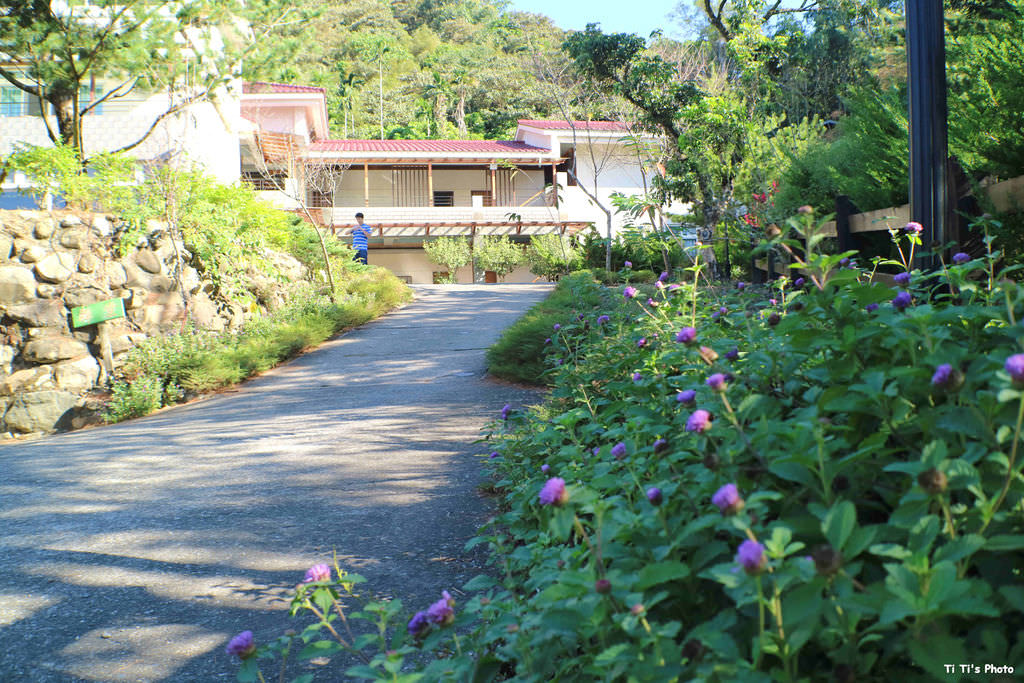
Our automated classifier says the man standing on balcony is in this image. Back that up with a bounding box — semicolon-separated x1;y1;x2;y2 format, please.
349;212;372;264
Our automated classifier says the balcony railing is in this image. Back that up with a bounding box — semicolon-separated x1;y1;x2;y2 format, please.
324;205;562;225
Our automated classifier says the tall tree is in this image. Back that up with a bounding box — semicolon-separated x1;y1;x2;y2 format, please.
0;0;299;162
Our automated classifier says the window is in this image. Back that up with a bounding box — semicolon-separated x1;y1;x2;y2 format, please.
241;171;286;191
80;84;102;116
310;189;334;207
470;190;493;207
1;87;24;117
432;191;454;207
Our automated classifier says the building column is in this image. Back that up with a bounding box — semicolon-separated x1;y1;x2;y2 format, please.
363;162;369;208
428;163;434;207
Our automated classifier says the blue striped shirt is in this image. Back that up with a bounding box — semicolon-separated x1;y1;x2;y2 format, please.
351;223;371;250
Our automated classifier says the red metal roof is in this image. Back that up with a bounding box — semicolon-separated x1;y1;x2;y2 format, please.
310;139;551;153
243;81;326;95
517;119;631;131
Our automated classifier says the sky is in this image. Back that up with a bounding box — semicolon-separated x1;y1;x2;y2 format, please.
507;0;688;38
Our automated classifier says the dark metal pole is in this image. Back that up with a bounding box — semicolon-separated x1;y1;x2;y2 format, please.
905;0;949;268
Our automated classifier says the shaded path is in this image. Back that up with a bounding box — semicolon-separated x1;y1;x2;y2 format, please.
0;284;550;682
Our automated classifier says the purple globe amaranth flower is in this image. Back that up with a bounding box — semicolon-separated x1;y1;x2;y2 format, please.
647;297;659;308
597;314;611;325
303;563;331;583
594;578;612;594
737;281;747;290
736;539;767;574
866;303;879;313
553;323;561;331
647;487;663;505
426;591;455;626
686;409;712;433
839;257;850;267
539;477;569;506
668;283;681;292
652;437;669;453
226;631;256;659
592;446;600;456
769;298;778;306
658;270;670;282
894;271;911;286
725;347;739;361
624;261;633;268
655;280;665;290
1006;354;1024;384
611;442;627;459
544;337;551;345
489;451;500;459
676;327;697;344
904;221;924;234
706;373;728;392
541;464;550;473
892;291;913;310
930;364;963;392
623;286;638;299
632;372;642;382
794;277;805;288
501;404;511;420
637;337;647;348
953;252;970;265
677;389;697;404
711;483;744;515
407;610;430;637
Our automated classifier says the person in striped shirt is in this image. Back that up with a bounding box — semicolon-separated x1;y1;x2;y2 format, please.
349;212;372;264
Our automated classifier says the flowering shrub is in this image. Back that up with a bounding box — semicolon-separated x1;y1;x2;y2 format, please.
232;214;1024;681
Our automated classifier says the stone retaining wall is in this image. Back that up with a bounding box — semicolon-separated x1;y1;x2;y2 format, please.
0;210;305;436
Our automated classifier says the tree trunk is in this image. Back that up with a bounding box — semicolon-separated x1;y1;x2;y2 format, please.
455;91;467;138
51;92;78;153
433;93;447;130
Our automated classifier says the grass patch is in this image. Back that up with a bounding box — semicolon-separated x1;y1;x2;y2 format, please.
485;270;610;385
106;267;412;423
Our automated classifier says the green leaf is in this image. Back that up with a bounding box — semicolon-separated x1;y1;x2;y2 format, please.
933;534;984;564
549;507;575;540
635;561;691;590
463;574;498;591
823;501;856;551
237;658;260;683
986;534;1024;551
594;643;632;665
870;543;912;559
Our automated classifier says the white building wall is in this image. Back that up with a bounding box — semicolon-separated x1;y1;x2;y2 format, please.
0;89;241;184
368;248;539;284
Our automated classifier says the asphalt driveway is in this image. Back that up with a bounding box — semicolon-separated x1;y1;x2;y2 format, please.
0;284;550;682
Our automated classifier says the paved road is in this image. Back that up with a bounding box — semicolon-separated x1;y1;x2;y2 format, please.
0;284;550;682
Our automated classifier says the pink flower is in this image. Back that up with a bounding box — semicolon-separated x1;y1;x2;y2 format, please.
303;563;331;583
686;409;712;433
539;477;569;506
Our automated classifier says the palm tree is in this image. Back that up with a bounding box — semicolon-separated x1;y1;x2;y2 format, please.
337;71;365;139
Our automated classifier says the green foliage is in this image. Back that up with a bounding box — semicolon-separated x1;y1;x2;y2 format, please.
237;217;1024;682
248;0;569;140
6;142;135;210
486;271;608;385
526;233;585;281
947;0;1024;177
472;235;523;280
422;237;471;283
106;271;411;423
582;224;686;274
773;88;909;217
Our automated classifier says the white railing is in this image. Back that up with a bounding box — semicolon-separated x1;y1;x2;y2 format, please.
325;205;563;225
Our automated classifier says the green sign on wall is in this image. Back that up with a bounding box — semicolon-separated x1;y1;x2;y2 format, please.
71;298;126;328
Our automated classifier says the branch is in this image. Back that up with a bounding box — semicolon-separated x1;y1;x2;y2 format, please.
98;93;205;158
0;67;40;96
80;78;138;116
704;0;733;40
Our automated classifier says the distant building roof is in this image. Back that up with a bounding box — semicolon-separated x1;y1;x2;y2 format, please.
243;81;326;95
310;139;550;153
517;119;632;131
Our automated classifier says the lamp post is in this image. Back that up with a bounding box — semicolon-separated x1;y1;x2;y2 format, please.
905;0;949;267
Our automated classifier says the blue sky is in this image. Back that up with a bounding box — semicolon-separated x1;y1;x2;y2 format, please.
507;0;686;37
